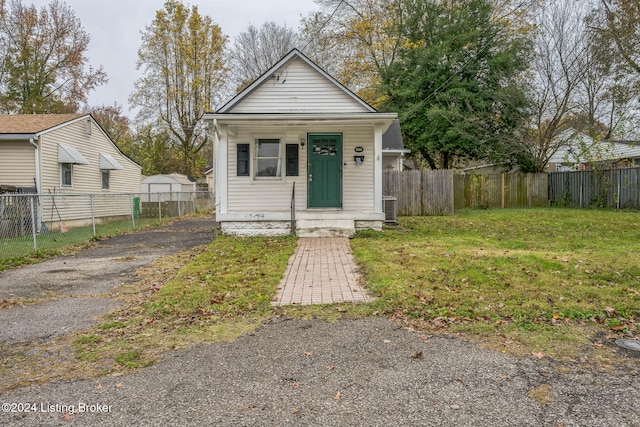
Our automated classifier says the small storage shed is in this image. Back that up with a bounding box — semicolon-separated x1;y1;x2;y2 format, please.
140;173;195;201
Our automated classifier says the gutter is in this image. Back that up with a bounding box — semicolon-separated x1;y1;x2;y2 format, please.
28;136;41;194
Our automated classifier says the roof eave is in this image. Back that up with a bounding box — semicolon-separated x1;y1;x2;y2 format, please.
0;133;37;141
208;112;396;122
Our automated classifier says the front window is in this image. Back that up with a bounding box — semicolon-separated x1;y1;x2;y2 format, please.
61;163;72;187
256;139;281;177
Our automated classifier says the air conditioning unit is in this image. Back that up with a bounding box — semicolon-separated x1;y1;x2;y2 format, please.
383;196;397;223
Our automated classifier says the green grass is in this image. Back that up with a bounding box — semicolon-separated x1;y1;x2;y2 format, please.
0;218;163;271
350;208;640;358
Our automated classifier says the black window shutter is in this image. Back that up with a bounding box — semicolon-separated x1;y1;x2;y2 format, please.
237;144;250;176
286;144;299;176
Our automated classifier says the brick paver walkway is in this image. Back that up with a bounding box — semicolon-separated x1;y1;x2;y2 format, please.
272;237;372;306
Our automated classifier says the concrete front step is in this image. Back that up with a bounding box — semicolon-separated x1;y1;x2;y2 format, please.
296;219;356;238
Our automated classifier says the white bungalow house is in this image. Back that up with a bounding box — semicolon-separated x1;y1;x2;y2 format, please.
205;49;397;237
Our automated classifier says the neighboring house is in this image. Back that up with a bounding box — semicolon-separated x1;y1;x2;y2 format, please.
0;114;142;229
548;129;640;171
0;113;141;194
205;48;397;237
382;119;410;171
140;173;196;202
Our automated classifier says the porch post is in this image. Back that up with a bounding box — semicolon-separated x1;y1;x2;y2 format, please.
374;123;384;214
216;123;229;215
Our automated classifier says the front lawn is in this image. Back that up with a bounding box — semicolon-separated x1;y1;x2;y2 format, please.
351;208;640;359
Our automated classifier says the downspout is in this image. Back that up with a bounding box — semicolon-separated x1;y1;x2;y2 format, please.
29;135;42;233
29;136;40;194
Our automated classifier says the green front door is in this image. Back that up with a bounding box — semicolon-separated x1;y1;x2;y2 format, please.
308;134;342;208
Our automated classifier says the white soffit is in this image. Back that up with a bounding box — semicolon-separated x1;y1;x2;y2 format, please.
58;143;89;165
99;153;123;170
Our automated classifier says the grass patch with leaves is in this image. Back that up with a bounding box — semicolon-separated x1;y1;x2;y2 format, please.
72;235;298;376
350;208;640;362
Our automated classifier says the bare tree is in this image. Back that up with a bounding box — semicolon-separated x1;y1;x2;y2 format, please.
526;0;589;171
230;21;298;92
0;0;107;113
597;0;640;75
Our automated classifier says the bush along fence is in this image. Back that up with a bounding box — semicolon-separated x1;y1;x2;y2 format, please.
0;191;214;260
549;167;640;209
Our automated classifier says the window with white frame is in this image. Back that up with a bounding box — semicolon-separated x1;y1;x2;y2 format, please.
60;163;73;187
101;170;110;189
255;139;281;177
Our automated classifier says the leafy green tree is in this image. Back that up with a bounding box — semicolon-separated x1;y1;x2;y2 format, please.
380;0;531;169
118;125;182;176
130;0;227;177
0;0;107;113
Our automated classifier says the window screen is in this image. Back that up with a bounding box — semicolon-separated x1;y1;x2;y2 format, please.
256;139;281;177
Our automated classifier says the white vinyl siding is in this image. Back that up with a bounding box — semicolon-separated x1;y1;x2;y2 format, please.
39;118;141;195
0;141;37;187
227;58;370;114
342;128;375;211
226;126;374;213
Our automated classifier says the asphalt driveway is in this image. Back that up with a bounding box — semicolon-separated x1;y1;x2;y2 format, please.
0;216;216;343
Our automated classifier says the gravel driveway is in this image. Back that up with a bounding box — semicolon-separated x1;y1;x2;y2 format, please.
0;216;639;426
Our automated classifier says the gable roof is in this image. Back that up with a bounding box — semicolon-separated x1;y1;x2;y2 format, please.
0;114;86;134
382;119;410;153
217;48;377;114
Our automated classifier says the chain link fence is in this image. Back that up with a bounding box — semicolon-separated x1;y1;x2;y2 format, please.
0;191;214;261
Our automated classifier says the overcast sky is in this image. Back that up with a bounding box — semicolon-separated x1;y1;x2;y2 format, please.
28;0;319;117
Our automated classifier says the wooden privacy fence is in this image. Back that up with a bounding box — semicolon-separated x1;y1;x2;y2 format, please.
548;167;640;209
383;170;454;216
454;173;549;209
